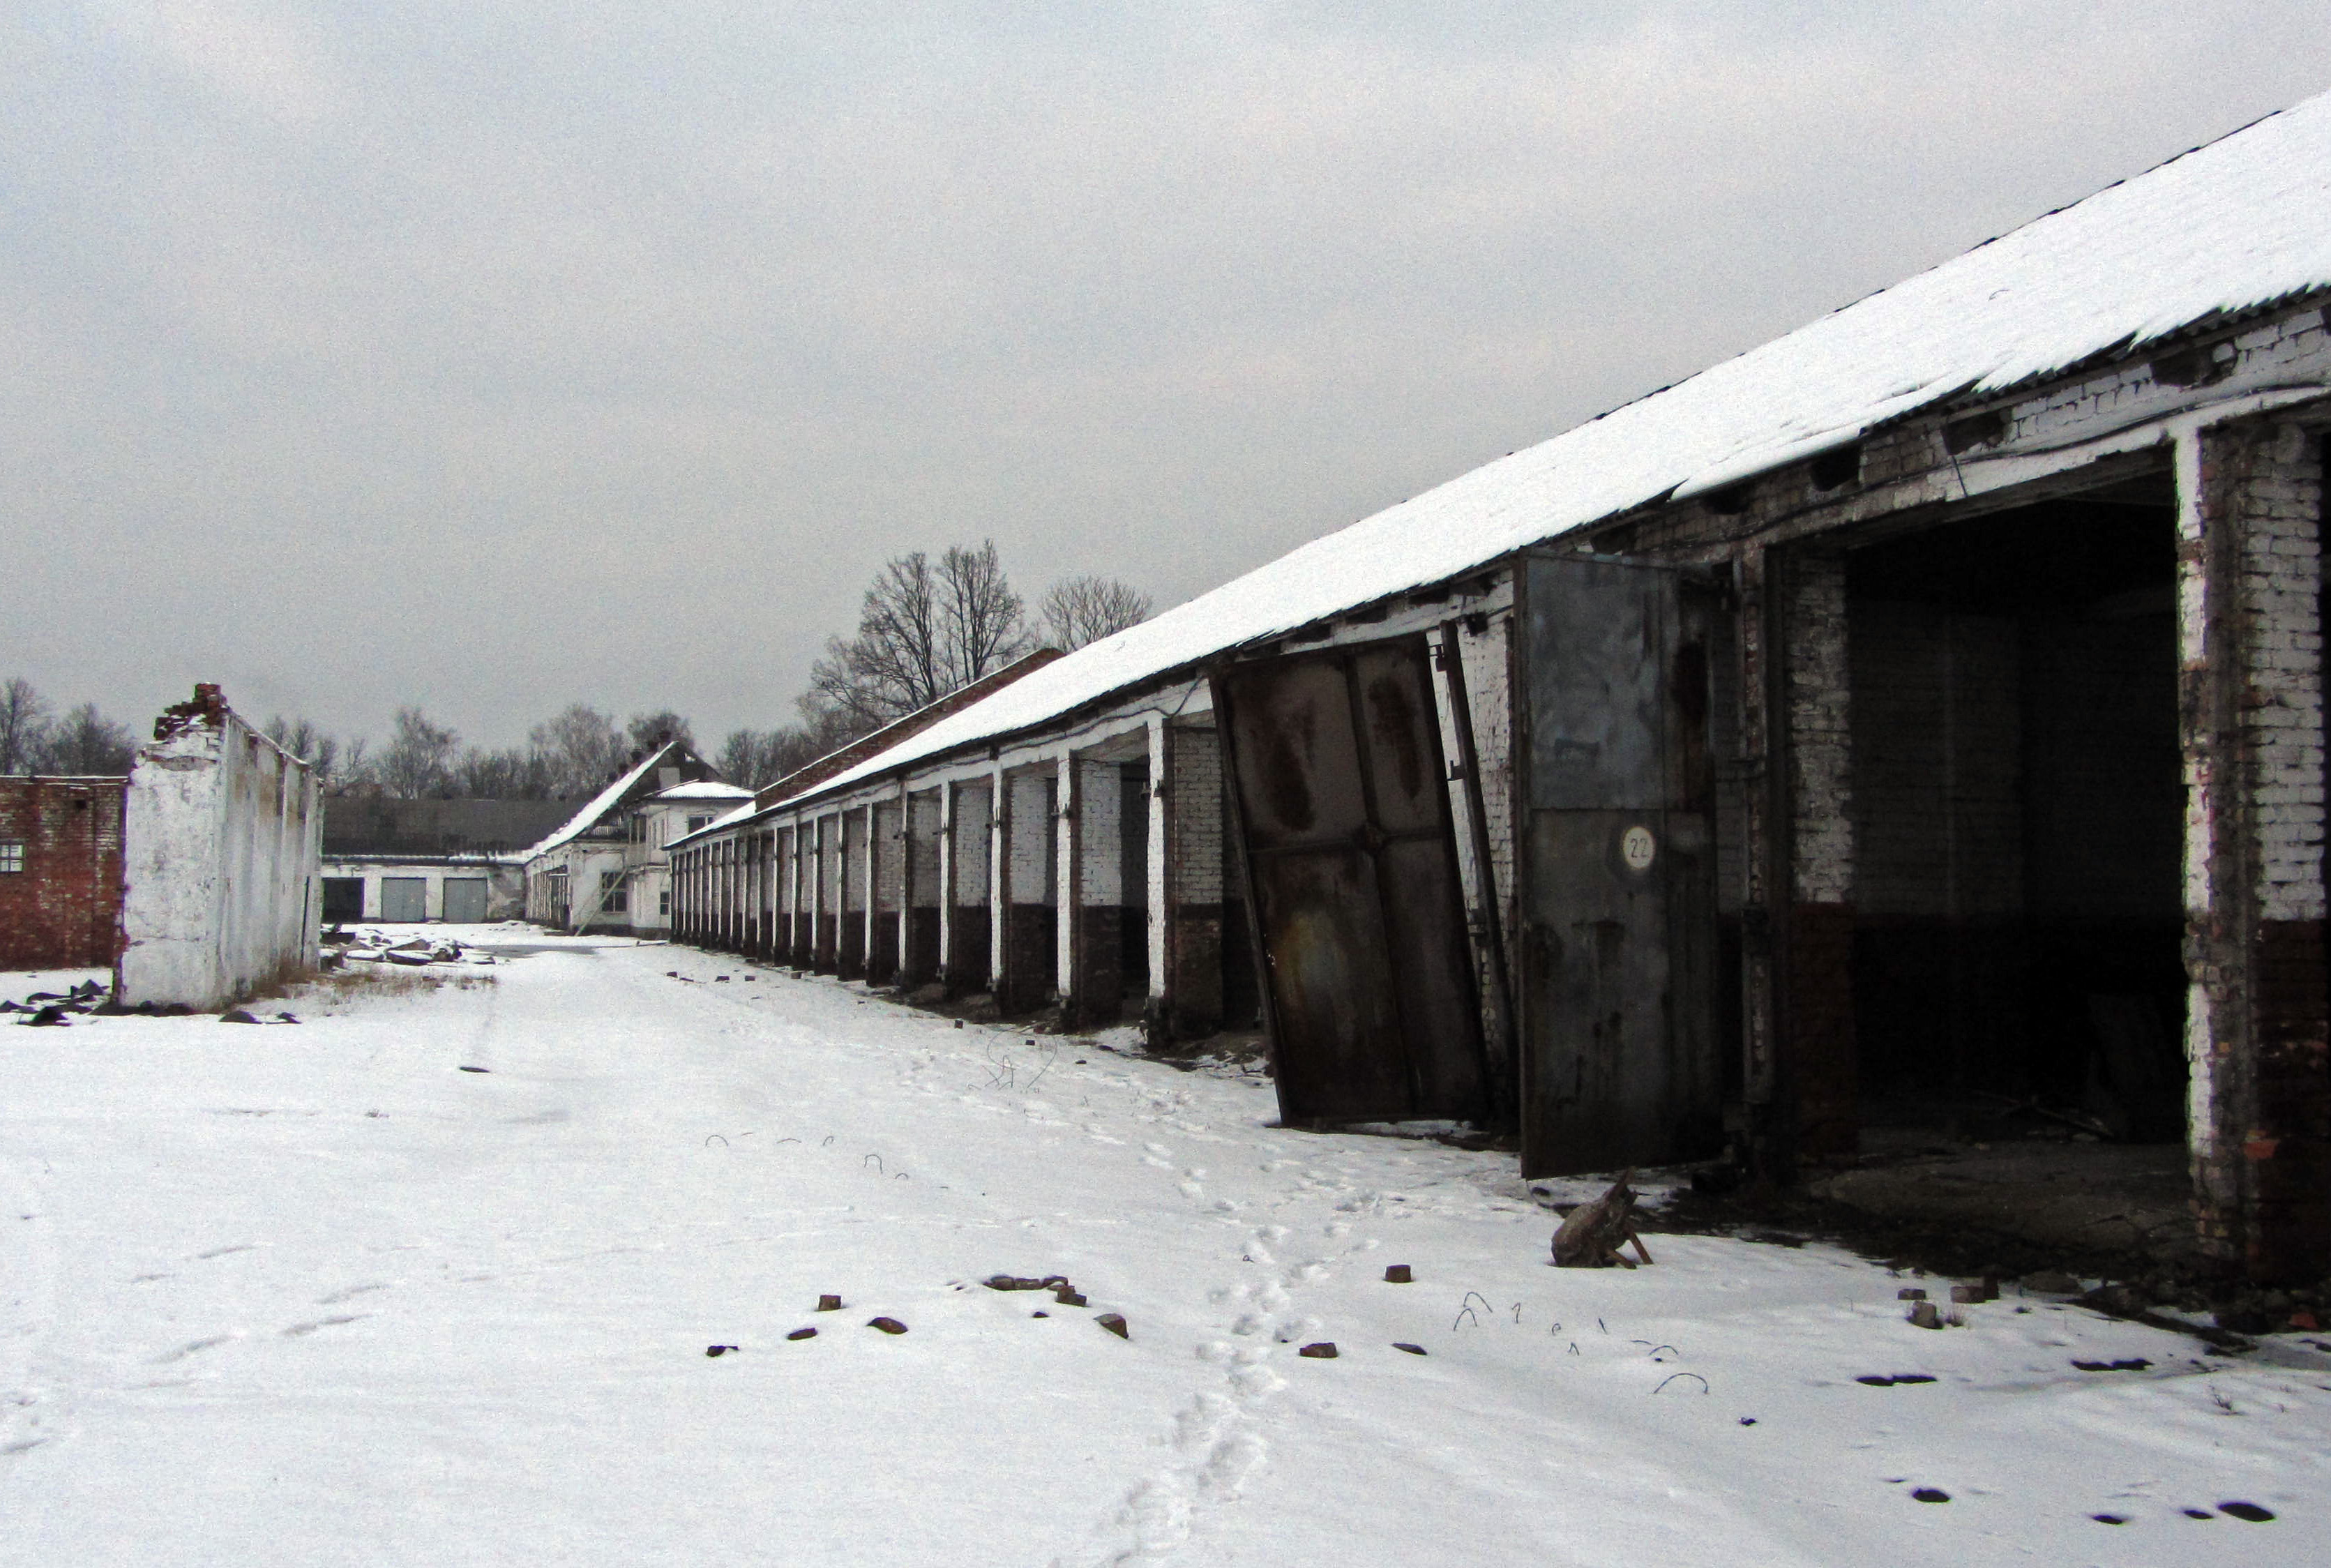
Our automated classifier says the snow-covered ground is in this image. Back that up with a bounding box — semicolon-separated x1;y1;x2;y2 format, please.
3;940;2323;1566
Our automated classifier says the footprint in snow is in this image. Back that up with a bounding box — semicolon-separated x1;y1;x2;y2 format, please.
151;1334;237;1364
1199;1432;1267;1500
1228;1361;1285;1400
316;1283;388;1305
281;1315;369;1338
1272;1316;1325;1345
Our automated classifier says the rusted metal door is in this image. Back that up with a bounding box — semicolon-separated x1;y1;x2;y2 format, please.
1216;636;1488;1124
1517;554;1720;1175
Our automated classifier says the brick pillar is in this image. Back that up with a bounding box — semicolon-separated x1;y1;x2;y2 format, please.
1141;718;1171;1045
1164;725;1226;1039
764;829;783;955
904;788;942;986
1055;755;1079;1008
983;770;1009;996
870;799;902;983
943;780;995;997
1066;755;1125;1028
1781;547;1859;1162
1001;769;1055;1013
814;815;838;971
2180;420;2329;1283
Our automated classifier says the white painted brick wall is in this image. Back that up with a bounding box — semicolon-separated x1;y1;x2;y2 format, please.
840;808;865;913
1168;728;1223;905
1008;771;1053;904
1787;552;1855;905
821;813;843;917
1077;759;1123;905
909;792;942;908
875;801;903;908
2235;422;2326;924
952;782;992;904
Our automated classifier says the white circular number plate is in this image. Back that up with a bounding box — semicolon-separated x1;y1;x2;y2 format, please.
1621;825;1657;872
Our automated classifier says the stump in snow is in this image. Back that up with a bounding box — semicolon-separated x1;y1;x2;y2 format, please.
1551;1171;1654;1269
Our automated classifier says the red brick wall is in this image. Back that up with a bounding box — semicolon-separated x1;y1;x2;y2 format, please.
0;778;128;970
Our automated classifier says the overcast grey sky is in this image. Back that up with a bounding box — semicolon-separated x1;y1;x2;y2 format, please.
5;2;2326;753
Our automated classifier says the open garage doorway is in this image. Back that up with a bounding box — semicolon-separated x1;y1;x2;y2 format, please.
1842;470;2187;1159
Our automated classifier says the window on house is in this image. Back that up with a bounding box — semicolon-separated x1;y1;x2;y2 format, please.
659;890;671;916
0;841;22;874
601;870;628;914
687;815;710;834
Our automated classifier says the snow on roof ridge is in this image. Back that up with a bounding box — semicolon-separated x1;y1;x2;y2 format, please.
746;91;2331;811
520;741;683;860
652;780;753;800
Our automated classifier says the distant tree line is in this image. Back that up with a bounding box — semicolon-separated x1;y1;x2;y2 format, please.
0;678;139;776
721;542;1151;787
5;543;1151;799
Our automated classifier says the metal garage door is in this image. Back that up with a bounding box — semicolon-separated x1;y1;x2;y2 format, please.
1516;553;1720;1176
1214;635;1488;1126
442;877;488;924
381;877;427;923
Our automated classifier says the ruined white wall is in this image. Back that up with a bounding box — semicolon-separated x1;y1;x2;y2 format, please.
120;695;321;1009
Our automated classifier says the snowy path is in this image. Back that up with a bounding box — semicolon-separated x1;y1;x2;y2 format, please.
2;940;2325;1565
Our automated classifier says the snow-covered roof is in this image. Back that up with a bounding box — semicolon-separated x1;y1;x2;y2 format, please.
744;93;2331;817
520;741;682;861
650;781;753;802
688;797;760;841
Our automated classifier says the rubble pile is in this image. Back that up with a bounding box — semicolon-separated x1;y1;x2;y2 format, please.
3;978;110;1026
322;927;499;970
3;978;199;1025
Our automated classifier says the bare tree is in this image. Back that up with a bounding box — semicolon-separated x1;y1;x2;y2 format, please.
453;746;553;799
716;704;862;792
40;703;136;775
717;728;778;789
528;704;625;797
939;540;1033;687
808;540;1034;732
375;707;460;797
626;710;695;754
264;715;340;778
1041;575;1153;651
0;678;50;774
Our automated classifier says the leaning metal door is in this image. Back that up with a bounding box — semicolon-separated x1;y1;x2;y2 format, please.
1215;635;1488;1125
1518;553;1720;1176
